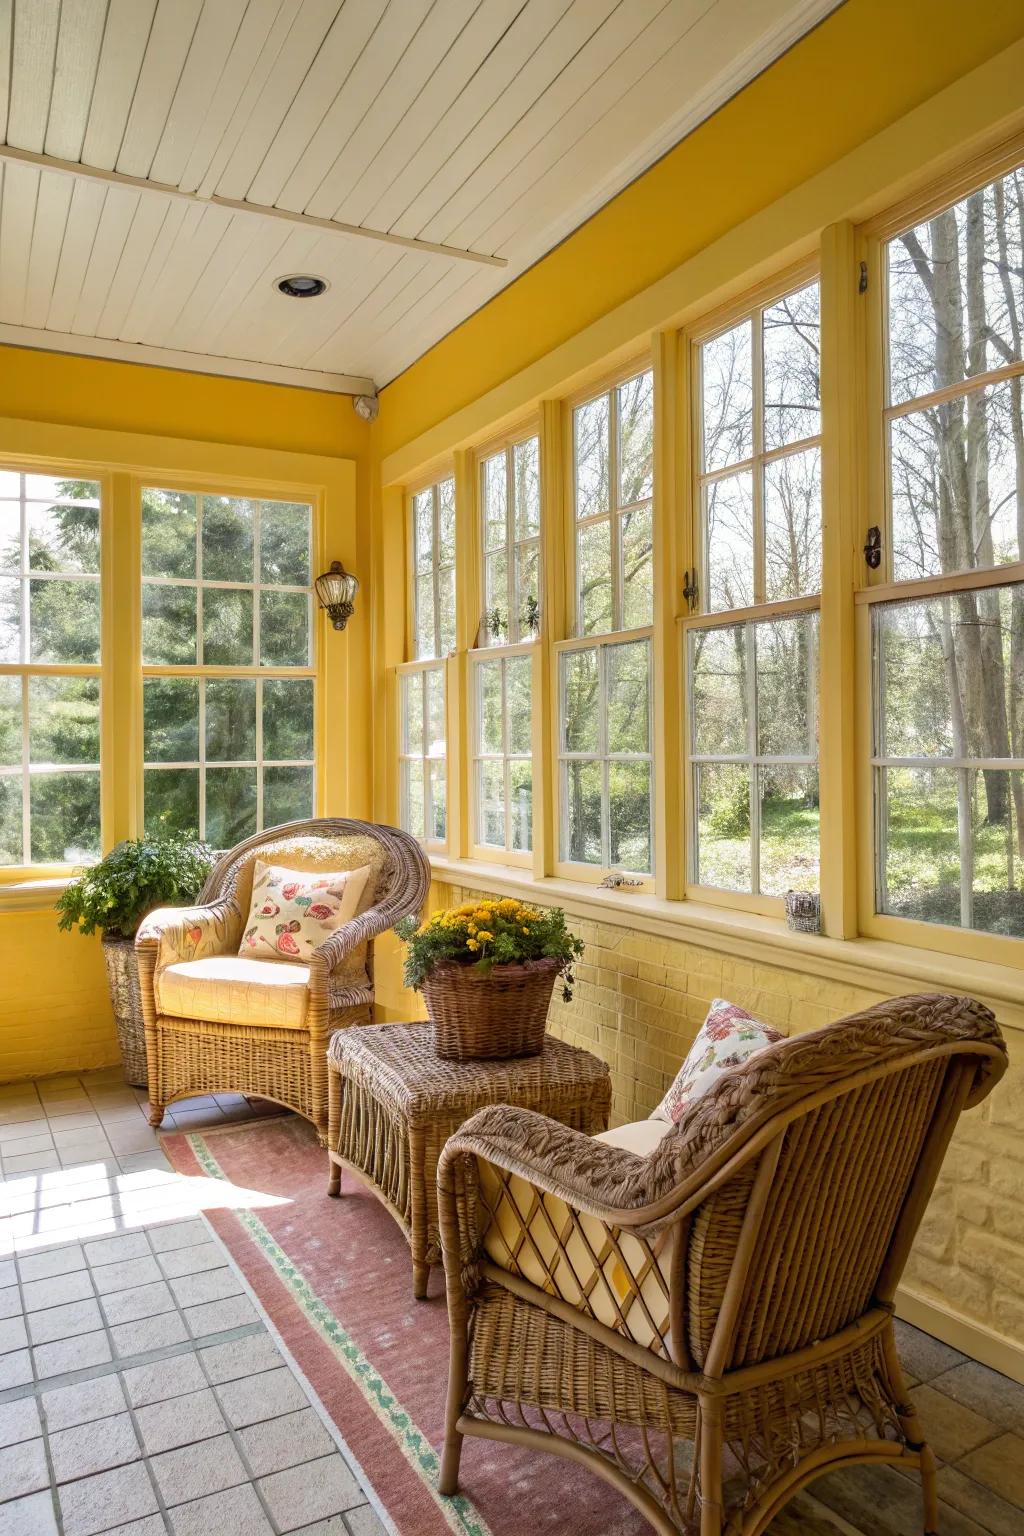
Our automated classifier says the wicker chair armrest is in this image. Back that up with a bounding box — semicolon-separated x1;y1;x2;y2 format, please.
135;898;242;967
309;898;402;978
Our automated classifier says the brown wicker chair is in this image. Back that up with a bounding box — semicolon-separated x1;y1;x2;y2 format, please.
437;993;1007;1535
136;818;429;1142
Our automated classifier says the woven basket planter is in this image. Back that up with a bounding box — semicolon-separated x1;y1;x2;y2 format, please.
422;956;560;1061
102;935;148;1089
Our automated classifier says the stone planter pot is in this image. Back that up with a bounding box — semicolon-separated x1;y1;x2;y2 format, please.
102;935;148;1088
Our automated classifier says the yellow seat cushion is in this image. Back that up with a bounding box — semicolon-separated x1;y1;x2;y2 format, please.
594;1119;673;1157
157;956;311;1030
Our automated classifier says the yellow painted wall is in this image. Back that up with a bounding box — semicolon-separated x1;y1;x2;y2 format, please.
0;347;371;1081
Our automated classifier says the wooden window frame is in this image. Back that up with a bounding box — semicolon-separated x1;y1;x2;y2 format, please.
477;427;542;648
408;473;456;662
468;642;535;868
397;657;448;852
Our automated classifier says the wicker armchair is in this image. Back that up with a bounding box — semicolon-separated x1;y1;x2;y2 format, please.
437;993;1007;1535
136;818;429;1142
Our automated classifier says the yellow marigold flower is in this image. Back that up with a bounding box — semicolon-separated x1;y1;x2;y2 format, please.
522;926;530;933
477;929;493;942
466;938;479;951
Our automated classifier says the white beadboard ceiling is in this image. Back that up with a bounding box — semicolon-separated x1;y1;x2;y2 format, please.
0;0;841;396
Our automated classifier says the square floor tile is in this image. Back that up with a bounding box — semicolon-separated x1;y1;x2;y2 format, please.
33;1329;112;1379
0;1395;41;1448
83;1232;151;1267
0;1435;48;1499
90;1255;162;1295
0;1124;53;1148
96;1520;166;1536
42;1373;127;1431
122;1350;206;1407
40;1111;100;1132
22;1270;94;1313
958;1433;1024;1510
0;1285;21;1320
158;1243;225;1280
100;1280;176;1326
169;1267;241;1309
27;1296;103;1346
0;1260;14;1287
151;1431;247;1505
215;1366;308;1428
199;1332;282;1384
0;1490;58;1536
4;1150;60;1174
0;1348;32;1389
258;1455;363;1530
110;1310;188;1358
17;1245;85;1283
135;1387;227;1454
148;1219;209;1254
0;1314;29;1352
184;1293;256;1338
59;1460;158;1536
49;1411;141;1483
168;1482;273;1536
239;1408;334;1477
341;1513;387;1536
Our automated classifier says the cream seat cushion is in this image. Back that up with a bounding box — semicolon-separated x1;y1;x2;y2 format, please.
480;1117;674;1350
157;956;311;1031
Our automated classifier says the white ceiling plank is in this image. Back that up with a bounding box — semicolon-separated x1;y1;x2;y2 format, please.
0;1;14;143
421;0;670;248
147;0;250;187
72;186;141;334
46;177;108;332
81;0;159;170
381;0;619;243
277;241;420;367
302;245;434;370
7;0;60;152
326;0;527;230
142;205;247;347
0;160;39;325
252;233;390;366
292;0;481;218
244;0;396;211
209;0;349;201
176;0;289;193
115;0;204;178
166;215;290;353
45;0;110;161
114;196;189;339
201;223;327;357
22;170;74;329
370;264;497;384
96;192;174;336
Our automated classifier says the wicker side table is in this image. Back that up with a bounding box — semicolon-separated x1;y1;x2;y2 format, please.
326;1021;611;1299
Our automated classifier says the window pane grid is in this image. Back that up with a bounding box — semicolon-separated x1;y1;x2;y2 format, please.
480;439;540;645
412;478;456;659
399;663;447;845
141;489;315;844
698;283;821;613
471;653;533;853
0;470;102;866
558;637;653;873
573;371;653;637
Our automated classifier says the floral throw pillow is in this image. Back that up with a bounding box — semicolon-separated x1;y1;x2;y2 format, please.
239;860;371;963
650;999;787;1124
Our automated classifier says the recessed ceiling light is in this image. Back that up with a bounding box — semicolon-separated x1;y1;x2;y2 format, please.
275;274;328;298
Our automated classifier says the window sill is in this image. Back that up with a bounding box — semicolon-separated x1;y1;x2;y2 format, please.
428;856;1024;1035
0;876;72;913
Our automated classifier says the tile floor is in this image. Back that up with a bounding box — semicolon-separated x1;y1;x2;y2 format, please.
0;1071;384;1536
2;1071;1023;1536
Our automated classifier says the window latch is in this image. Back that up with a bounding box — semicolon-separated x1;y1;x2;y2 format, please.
864;526;882;570
682;569;699;612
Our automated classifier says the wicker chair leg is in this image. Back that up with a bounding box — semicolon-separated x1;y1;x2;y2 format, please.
148;1101;164;1129
438;1422;464;1497
698;1399;724;1536
882;1323;939;1533
327;1160;342;1197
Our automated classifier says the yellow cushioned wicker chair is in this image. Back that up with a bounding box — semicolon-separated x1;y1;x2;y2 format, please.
136;818;429;1143
437;993;1006;1535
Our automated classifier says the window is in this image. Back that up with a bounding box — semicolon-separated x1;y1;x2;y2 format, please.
873;163;1024;937
472;651;533;856
0;472;102;864
411;477;456;659
141;489;315;846
559;637;652;873
480;436;541;644
689;281;822;898
573;371;654;634
399;663;446;845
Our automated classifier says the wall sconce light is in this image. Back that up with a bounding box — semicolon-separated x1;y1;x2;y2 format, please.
314;560;360;630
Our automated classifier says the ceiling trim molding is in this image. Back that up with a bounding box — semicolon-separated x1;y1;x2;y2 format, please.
0;145;507;268
0;324;374;397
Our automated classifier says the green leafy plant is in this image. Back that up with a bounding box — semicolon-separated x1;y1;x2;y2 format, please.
56;835;215;941
396;896;586;1002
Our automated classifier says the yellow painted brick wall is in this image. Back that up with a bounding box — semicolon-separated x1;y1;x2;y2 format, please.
0;912;117;1081
440;884;1024;1370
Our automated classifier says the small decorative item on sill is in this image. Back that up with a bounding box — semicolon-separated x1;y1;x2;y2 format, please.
395;897;585;1061
784;890;822;935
